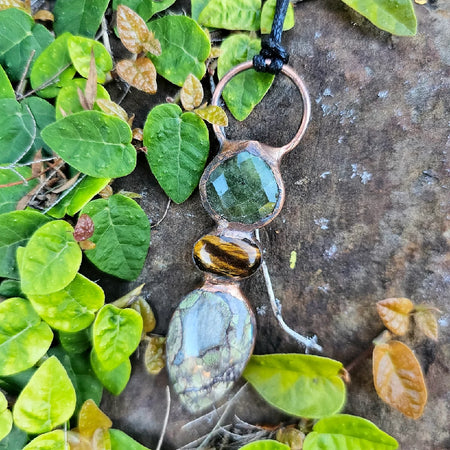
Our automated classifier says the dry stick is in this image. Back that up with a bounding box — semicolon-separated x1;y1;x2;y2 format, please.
151;198;171;229
255;229;323;353
16;50;35;97
28;160;66;206
43;173;85;214
16;63;71;100
0;165;54;188
155;386;171;450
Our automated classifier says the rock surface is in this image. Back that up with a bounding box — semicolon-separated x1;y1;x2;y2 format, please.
97;0;450;448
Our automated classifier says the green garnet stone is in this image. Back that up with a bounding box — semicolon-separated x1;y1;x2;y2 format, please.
205;151;279;224
166;289;255;413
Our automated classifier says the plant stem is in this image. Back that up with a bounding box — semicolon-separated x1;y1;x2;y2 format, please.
156;386;171;450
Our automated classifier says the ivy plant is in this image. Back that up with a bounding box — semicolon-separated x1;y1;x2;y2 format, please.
0;0;426;448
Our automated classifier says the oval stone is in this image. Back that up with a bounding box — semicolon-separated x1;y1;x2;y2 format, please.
193;234;261;278
205;150;280;224
166;288;255;413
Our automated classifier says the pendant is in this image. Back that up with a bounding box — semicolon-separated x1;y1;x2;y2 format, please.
166;61;311;413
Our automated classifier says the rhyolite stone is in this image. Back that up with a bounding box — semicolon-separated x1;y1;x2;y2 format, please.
205;150;279;224
193;234;261;278
166;288;255;413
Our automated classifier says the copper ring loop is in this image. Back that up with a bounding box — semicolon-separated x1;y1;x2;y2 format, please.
211;60;311;153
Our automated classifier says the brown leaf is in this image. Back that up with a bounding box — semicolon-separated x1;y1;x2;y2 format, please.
144;336;165;375
414;306;439;341
180;73;203;110
98;184;113;199
73;213;94;242
96;98;128;122
52;172;80;194
78;240;96;251
77;87;90;111
142;31;161;56
31;149;43;179
194;104;228;126
276;427;305;450
84;49;98;110
131;297;156;333
373;340;427;419
0;0;29;12
116;57;157;94
376;297;414;335
132;127;143;141
33;9;54;21
117;4;151;54
16;183;40;211
67;431;92;450
78;399;112;439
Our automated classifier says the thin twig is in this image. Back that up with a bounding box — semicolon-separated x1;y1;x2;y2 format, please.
16;63;71;100
0;165;53;188
151;198;171;229
255;229;323;353
16;50;35;96
156;386;171;450
28;161;65;206
117;83;131;105
197;383;248;449
43;173;85;214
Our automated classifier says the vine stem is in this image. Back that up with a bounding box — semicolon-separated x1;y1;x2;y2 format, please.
255;229;323;353
156;386;171;450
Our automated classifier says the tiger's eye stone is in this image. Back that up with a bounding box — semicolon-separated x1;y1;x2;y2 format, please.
193;234;261;278
205;150;280;224
166;288;255;413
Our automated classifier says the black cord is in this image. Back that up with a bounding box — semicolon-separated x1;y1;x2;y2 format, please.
253;0;290;74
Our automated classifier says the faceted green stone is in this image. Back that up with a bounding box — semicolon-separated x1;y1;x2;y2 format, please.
166;289;255;413
205;151;279;224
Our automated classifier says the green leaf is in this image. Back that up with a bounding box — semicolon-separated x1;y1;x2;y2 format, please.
243;354;346;418
13;356;76;434
54;0;109;38
113;0;176;21
0;279;22;298
0;392;12;442
54;77;110;120
198;0;261;30
28;273;105;332
30;33;76;98
0;8;53;81
0;167;38;214
93;304;143;371
49;347;103;416
0;210;49;279
21;97;56;156
90;350;131;396
59;329;91;354
217;34;274;121
0;64;14;99
0;298;53;377
110;428;150;450
143;103;209;203
148;15;210;86
47;175;110;219
191;0;210;22
340;0;417;36
0;98;35;165
41;110;136;178
303;414;399;450
0;425;28;449
19;220;82;296
22;430;65;450
239;441;290;450
81;194;150;280
260;0;295;34
68;35;113;83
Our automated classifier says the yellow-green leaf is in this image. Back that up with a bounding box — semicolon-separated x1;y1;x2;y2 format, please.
414;306;439;341
194;104;228;126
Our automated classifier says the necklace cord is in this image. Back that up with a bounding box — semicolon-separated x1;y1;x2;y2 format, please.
253;0;290;74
